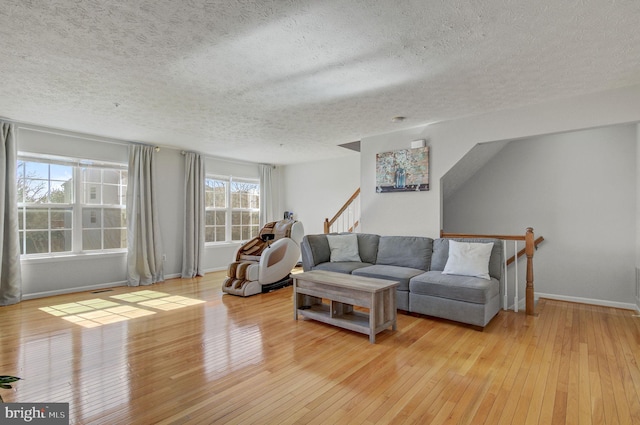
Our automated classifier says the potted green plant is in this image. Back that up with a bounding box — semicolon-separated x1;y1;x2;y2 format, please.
0;376;21;402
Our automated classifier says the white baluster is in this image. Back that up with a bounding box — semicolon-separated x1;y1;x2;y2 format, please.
514;240;519;313
503;240;508;310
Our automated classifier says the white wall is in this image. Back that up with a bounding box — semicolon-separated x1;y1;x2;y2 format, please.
129;150;272;275
18;126;129;163
16;83;640;305
444;125;637;308
17;125;265;297
154;148;184;276
359;84;640;238
282;153;360;235
201;156;272;272
18;126;131;297
356;84;640;310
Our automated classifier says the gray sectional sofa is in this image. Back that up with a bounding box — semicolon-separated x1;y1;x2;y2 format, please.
300;233;504;328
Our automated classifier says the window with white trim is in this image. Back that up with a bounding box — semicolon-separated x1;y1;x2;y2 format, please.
17;154;127;255
205;176;260;243
80;167;128;251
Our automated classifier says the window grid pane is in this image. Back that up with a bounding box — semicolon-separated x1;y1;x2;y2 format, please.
205;209;226;242
205;179;228;209
25;230;49;254
18;160;74;204
205;176;259;243
81;167;127;251
51;230;72;252
18;156;126;255
230;180;260;241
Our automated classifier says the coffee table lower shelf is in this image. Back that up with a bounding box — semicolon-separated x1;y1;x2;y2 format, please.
297;303;374;336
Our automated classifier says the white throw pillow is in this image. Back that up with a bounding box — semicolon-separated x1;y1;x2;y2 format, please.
327;234;362;262
442;240;494;280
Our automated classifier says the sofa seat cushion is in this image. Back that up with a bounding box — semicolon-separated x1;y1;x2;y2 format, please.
312;262;372;274
353;265;425;291
409;271;499;304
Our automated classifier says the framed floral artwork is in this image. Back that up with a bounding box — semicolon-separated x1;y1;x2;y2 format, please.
376;147;429;193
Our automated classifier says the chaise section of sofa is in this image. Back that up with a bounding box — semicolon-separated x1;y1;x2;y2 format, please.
408;238;503;328
300;233;504;329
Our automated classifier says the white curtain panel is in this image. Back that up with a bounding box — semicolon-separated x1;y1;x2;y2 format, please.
181;152;205;278
0;122;22;305
126;144;164;286
259;164;274;226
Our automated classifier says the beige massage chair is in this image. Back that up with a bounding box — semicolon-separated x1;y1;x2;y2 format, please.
222;219;304;296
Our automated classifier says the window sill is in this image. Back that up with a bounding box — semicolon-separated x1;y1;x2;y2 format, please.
20;250;127;264
205;241;243;248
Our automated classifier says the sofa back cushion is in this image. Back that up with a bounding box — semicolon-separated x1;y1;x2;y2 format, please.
376;236;433;270
302;234;331;265
431;238;503;280
302;233;380;268
355;233;380;264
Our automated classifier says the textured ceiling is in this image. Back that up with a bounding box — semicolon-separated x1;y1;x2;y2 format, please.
2;0;640;165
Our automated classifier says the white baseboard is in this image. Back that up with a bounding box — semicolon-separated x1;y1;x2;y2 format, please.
165;268;227;277
204;267;227;273
23;280;127;300
23;273;193;300
536;292;640;312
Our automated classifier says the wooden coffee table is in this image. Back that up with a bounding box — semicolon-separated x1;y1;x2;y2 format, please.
293;270;398;343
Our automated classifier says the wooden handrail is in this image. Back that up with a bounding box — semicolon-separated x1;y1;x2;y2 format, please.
440;230;527;241
324;188;360;234
440;227;537;316
506;236;544;266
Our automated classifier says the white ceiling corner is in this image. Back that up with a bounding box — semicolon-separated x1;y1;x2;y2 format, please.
1;0;640;165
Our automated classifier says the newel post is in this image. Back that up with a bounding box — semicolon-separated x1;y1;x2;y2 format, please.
323;219;330;234
525;227;535;315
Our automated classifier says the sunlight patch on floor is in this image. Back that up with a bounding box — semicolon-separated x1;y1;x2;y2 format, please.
39;290;205;328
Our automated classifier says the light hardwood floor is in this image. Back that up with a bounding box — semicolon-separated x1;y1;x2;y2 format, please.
1;270;639;425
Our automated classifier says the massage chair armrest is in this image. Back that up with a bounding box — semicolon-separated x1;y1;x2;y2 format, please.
257;238;300;284
289;221;305;245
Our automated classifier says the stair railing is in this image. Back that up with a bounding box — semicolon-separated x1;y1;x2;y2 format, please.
440;228;540;316
324;188;360;234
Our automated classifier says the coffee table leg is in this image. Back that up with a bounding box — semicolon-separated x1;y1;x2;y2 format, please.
390;288;397;331
370;293;376;343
